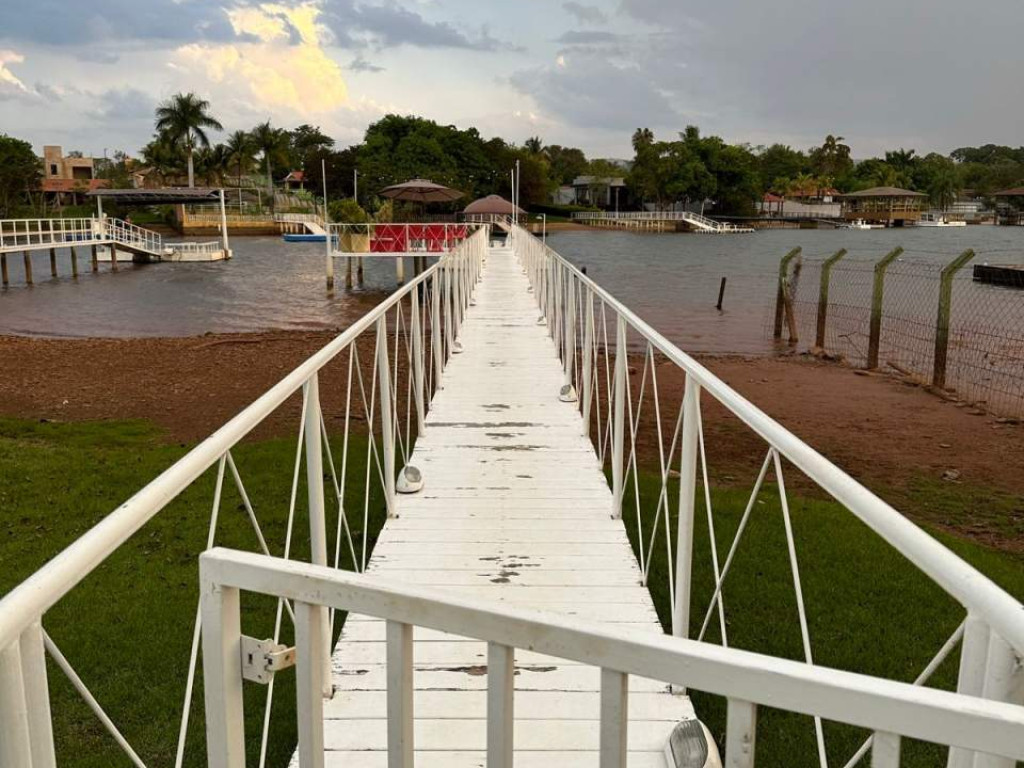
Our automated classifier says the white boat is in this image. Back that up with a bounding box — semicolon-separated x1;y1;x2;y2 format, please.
840;218;886;230
916;212;967;227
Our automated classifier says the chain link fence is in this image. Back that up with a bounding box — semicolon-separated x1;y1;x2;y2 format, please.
767;245;1024;418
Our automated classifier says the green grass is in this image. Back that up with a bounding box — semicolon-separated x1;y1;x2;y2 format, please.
618;465;1024;767
0;417;387;768
2;418;1022;766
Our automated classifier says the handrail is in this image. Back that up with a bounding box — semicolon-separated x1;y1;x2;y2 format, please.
514;224;1024;656
201;548;1024;763
0;227;488;653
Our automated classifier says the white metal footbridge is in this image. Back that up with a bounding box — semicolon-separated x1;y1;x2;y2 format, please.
572;211;755;234
0;224;1022;768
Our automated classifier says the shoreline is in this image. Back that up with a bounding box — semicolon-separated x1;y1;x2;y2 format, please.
3;329;1021;553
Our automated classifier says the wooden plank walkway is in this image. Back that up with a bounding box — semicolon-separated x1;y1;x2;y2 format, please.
314;245;695;767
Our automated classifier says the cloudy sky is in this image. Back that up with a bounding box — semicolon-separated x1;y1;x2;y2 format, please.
1;0;1022;160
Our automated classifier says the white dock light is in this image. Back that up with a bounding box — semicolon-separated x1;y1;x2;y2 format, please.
397;465;424;494
664;720;721;768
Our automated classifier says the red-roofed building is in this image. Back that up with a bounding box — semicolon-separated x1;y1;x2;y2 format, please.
283;170;306;191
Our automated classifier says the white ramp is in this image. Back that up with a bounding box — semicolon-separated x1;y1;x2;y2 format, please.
317;245;696;767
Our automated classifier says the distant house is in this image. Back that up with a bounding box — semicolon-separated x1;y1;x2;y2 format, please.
992;187;1024;225
786;185;839;204
571;175;627;208
41;178;109;207
42;145;96;183
283;170;306;191
840;186;927;225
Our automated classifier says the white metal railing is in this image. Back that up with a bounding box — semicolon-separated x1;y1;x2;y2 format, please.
328;222;485;255
199;547;1024;768
513;223;1024;768
102;218;163;255
0;218;101;253
0;217;164;256
572;210;755;233
182;211;275;226
165;241;221;256
0;226;489;767
274;212;324;226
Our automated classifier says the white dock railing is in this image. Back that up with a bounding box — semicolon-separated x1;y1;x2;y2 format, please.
572;210;755;233
514;223;1024;768
0;226;488;768
200;547;1024;768
0;218;103;253
102;217;163;256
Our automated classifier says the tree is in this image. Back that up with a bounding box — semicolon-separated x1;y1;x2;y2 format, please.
140;134;185;186
544;145;588;186
524;136;544;155
252;121;291;201
0;134;40;216
154;92;223;188
289;124;334;164
810;135;853;183
224;130;256;191
632;128;655;152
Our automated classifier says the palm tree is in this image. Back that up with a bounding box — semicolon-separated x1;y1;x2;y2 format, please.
140;134;185;186
154;92;223;187
928;165;961;211
252;121;290;203
225;130;256;191
524;136;544;155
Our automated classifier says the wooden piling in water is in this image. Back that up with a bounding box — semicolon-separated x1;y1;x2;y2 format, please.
357;258;364;285
773;248;802;340
396;256;405;284
716;277;727;310
23;251;34;284
110;243;118;271
70;247;79;277
91;245;98;272
49;248;57;277
1;254;8;287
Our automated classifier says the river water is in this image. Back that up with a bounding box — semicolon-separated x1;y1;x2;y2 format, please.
1;228;1021;356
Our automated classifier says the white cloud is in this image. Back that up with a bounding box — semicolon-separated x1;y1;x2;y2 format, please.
175;2;348;114
0;50;31;97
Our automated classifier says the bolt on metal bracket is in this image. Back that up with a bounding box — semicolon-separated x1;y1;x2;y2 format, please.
241;636;296;684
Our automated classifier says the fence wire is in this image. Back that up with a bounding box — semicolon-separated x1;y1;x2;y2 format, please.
772;249;1024;418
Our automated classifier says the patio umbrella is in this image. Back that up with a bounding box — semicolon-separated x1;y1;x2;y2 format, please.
464;194;524;216
379;179;464;203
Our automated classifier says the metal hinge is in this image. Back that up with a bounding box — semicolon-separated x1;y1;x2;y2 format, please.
240;636;296;684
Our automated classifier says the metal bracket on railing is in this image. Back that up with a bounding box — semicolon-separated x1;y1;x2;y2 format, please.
240;636;296;684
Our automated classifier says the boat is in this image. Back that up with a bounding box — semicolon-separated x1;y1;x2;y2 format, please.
839;218;886;230
916;212;967;227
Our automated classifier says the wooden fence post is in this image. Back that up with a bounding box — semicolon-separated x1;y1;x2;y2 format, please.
866;247;904;369
773;248;802;339
932;249;975;390
815;249;847;349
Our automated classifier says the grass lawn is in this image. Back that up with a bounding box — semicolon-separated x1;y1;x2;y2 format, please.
0;417;387;768
2;417;1021;766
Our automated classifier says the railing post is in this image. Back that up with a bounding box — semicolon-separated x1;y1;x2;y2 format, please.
673;374;700;641
564;273;576;387
295;601;326;768
303;374;333;696
200;582;245;768
948;614;991;768
386;621;414;768
611;315;627;518
867;247;903;369
581;288;594;437
21;622;56;768
0;638;33;767
410;287;426;434
726;698;758;768
871;732;901;768
487;642;515;768
432;269;443;390
377;316;397;515
932;250;975;390
599;668;628;768
773;247;801;340
815;248;847;348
